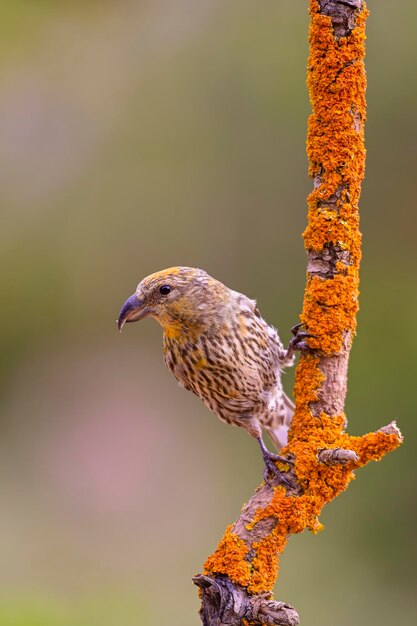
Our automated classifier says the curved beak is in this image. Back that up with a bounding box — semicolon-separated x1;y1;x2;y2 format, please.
117;293;151;331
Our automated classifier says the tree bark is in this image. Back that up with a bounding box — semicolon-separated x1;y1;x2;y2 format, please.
194;2;403;624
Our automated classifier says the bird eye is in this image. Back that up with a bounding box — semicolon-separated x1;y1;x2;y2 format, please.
159;285;171;295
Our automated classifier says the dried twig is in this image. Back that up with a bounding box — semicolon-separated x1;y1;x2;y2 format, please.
194;2;403;624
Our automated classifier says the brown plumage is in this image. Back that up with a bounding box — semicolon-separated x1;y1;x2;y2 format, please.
118;267;303;483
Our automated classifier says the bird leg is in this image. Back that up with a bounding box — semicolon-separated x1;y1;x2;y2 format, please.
257;436;293;487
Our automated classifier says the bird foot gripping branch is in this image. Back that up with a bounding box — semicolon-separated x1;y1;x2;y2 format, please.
287;322;315;357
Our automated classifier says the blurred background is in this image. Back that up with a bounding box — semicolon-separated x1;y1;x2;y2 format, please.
0;1;416;624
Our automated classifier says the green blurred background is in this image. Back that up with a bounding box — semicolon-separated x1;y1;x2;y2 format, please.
0;1;415;624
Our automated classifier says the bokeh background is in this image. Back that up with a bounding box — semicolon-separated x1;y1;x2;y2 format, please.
1;1;416;624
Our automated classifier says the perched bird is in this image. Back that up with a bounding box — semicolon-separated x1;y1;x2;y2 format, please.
118;267;306;484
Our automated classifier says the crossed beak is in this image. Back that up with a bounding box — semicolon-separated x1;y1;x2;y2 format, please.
117;294;152;331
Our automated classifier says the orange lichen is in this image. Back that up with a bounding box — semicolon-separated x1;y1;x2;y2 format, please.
302;272;359;353
202;1;402;603
249;527;287;593
289;355;347;449
204;526;251;587
247;490;319;593
301;1;368;356
348;430;402;464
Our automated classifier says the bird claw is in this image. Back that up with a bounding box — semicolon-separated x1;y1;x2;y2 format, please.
288;322;315;353
290;322;303;335
262;450;294;488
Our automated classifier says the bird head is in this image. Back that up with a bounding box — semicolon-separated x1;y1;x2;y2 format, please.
117;266;228;334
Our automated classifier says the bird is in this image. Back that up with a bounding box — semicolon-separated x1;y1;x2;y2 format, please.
117;267;308;484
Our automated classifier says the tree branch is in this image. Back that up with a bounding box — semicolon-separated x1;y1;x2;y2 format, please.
194;2;403;623
193;575;299;626
317;447;359;465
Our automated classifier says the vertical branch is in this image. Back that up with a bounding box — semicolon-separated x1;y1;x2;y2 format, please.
194;3;402;625
297;0;366;424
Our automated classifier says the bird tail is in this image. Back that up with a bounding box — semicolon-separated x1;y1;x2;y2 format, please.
266;392;295;451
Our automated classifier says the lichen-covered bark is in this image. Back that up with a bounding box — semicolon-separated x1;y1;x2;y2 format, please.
194;2;402;624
